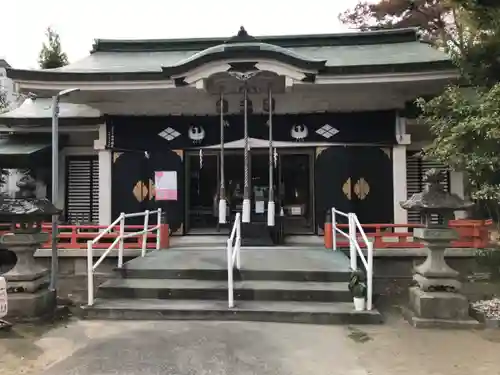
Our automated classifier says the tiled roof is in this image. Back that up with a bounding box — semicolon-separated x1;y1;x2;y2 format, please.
0;59;11;68
5;28;453;81
54;40;448;73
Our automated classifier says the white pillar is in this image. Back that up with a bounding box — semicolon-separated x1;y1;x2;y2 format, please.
450;171;466;219
392;145;408;230
94;124;112;225
57;151;65;209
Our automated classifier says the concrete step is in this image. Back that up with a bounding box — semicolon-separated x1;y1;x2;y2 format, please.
119;268;349;282
119;248;352;282
168;236;324;247
97;279;352;302
81;299;383;325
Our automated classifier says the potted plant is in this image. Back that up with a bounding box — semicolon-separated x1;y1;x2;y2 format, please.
349;269;367;311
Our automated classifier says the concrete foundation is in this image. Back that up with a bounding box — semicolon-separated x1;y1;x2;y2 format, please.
404;287;481;329
402;308;482;329
409;287;468;320
1;233;58;321
0;247;487;306
6;288;56;321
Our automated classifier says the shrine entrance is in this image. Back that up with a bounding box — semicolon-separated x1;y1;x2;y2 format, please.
185;148;314;235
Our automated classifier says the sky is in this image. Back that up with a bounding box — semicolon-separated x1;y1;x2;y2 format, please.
1;0;362;69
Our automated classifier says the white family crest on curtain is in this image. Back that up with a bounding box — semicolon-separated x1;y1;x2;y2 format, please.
316;124;339;139
291;124;308;141
188;125;205;144
158;127;180;141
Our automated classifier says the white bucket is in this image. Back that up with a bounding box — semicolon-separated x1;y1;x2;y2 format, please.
353;297;365;311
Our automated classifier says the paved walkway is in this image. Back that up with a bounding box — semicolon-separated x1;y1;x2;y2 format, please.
2;314;500;375
124;247;351;272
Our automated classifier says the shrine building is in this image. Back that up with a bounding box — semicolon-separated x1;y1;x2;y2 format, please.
0;27;462;241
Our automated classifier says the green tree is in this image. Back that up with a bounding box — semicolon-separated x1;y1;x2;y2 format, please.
339;0;500;82
451;0;500;86
339;0;465;50
417;85;500;217
415;1;500;220
340;1;500;219
38;27;69;69
0;90;10;188
0;89;8;114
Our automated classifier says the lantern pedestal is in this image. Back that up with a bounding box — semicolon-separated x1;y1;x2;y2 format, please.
400;169;480;329
412;228;461;292
1;232;56;321
403;228;480;328
0;175;61;321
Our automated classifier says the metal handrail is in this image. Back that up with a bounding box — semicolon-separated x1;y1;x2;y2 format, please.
227;213;241;308
87;209;162;306
332;207;374;311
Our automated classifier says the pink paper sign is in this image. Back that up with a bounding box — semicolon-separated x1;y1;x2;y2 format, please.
156;189;177;201
155;171;177;201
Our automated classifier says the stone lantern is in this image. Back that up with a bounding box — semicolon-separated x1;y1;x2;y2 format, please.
400;169;480;328
0;175;61;320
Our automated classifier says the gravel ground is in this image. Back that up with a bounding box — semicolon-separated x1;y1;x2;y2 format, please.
472;298;500;318
1;312;500;375
350;312;500;375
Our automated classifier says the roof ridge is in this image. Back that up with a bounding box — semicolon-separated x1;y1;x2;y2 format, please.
91;28;420;53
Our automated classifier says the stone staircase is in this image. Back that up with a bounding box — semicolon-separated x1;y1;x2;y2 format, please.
81;247;383;324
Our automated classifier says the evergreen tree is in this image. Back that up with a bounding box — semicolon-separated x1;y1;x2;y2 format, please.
340;0;500;219
339;0;500;66
339;1;459;50
450;0;500;86
38;27;69;69
416;1;500;218
0;90;10;189
0;89;8;114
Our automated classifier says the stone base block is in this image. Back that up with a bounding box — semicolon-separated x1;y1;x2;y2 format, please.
7;276;48;293
6;289;56;321
403;307;482;329
3;266;49;282
413;274;461;292
409;286;471;320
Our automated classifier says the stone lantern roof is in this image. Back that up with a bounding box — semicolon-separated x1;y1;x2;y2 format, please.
400;168;474;214
0;175;60;223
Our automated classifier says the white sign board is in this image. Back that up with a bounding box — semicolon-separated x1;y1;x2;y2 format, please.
255;201;265;214
0;276;7;319
155;171;178;201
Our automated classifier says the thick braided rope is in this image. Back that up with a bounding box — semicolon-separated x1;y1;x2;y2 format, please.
268;89;273;201
243;88;249;195
220;92;225;198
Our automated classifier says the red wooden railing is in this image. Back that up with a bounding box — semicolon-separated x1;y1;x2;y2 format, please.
330;220;492;249
0;223;169;250
0;219;491;250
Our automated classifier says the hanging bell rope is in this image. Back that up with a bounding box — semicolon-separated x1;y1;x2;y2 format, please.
218;91;227;224
267;86;275;227
242;85;251;223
